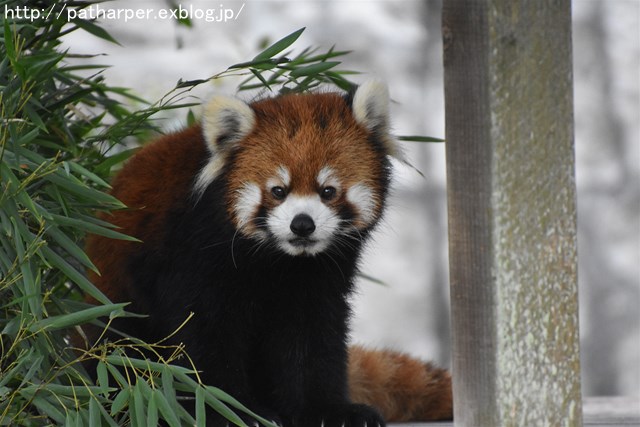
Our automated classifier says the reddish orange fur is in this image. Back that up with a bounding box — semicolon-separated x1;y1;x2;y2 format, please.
85;125;207;304
348;346;453;422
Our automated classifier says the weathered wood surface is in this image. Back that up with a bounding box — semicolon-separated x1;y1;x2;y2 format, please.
388;397;640;427
442;0;582;425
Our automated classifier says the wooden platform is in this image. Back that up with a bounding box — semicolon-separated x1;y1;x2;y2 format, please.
388;397;640;427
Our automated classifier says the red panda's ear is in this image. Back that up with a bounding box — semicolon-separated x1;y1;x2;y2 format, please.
195;96;255;195
202;95;255;150
352;80;404;161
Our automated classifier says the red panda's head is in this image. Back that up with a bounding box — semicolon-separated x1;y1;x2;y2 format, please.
195;81;400;256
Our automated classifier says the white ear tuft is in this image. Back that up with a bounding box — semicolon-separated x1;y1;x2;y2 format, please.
202;95;255;151
352;79;391;133
194;96;255;196
352;80;404;160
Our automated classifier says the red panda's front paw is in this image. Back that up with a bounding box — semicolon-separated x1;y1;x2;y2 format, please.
298;403;385;427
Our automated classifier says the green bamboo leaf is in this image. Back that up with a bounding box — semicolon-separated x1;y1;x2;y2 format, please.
131;380;148;427
3;20;16;63
196;386;206;427
29;396;66;424
71;18;120;45
0;349;32;388
110;387;130;415
161;366;177;409
186;109;196;126
294;49;353;65
250;69;270;89
228;57;288;70
154;389;182;427
175;78;209;89
94;148;137;176
92;397;119;427
201;387;247;427
64;411;77;427
325;71;356;91
28;303;128;332
20;383;116;399
357;272;388;287
11;218;41;317
23;104;47;132
46;173;125;207
288;61;340;78
21;384;114;398
105;355;196;377
13;127;40;146
106;361;129;388
49;213;140;242
45;225;98;273
19;354;44;389
88;397;101;426
205;386;278;427
66;161;111;188
147;391;159;427
397;135;445;143
40;246;111;305
96;361;110;396
253;27;305;61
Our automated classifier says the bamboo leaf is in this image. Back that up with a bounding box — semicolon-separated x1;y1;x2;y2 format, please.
250;68;271;89
88;397;101;426
110;387;130;415
253;27;305;61
205;386;279;427
154;389;181;427
30;395;66;424
201;387;247;427
45;225;98;273
19;354;44;389
40;246;111;305
196;386;206;427
28;303;128;332
288;61;340;78
397;135;445;143
147;391;159;427
49;213;140;242
71;18;120;45
132;380;148;427
21;384;115;398
66;161;111;188
96;360;110;396
357;272;388;287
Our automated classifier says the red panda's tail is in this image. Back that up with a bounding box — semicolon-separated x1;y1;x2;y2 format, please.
348;345;453;422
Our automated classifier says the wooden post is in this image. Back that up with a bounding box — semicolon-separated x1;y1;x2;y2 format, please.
442;1;583;426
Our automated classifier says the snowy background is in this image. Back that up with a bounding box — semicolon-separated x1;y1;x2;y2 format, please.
61;0;639;397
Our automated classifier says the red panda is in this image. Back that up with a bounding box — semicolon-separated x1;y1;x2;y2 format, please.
84;80;452;426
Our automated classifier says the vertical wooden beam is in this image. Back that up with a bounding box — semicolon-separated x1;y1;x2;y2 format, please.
442;1;583;425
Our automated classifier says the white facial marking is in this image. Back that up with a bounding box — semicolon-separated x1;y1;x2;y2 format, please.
277;165;291;187
347;183;377;226
234;183;262;229
316;166;341;191
267;194;340;256
267;165;291;190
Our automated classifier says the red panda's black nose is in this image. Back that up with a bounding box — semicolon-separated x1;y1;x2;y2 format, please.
290;214;316;237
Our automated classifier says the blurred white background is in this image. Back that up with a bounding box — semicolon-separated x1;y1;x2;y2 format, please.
62;0;639;397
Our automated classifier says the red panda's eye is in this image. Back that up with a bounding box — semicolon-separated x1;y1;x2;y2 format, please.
271;186;286;200
321;186;337;201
